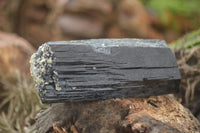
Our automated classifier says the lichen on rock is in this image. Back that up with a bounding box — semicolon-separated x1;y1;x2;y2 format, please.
30;43;58;99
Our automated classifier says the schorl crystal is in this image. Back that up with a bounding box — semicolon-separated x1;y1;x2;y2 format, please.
30;39;181;103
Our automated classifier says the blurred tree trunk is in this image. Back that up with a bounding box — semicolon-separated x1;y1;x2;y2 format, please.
0;0;163;48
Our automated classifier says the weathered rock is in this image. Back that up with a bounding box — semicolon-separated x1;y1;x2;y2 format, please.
36;95;200;133
121;112;181;133
0;31;35;76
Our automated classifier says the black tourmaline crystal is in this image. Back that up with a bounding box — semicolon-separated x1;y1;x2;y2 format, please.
30;39;181;103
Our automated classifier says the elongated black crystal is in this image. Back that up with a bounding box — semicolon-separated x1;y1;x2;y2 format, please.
30;39;181;103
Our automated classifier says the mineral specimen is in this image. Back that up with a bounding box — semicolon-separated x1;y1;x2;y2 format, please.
30;39;181;103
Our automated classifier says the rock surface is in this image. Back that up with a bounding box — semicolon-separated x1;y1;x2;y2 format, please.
36;95;200;133
0;31;35;76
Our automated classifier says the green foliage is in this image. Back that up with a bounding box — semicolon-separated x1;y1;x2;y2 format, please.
170;28;200;49
142;0;200;31
147;0;200;17
0;70;45;133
